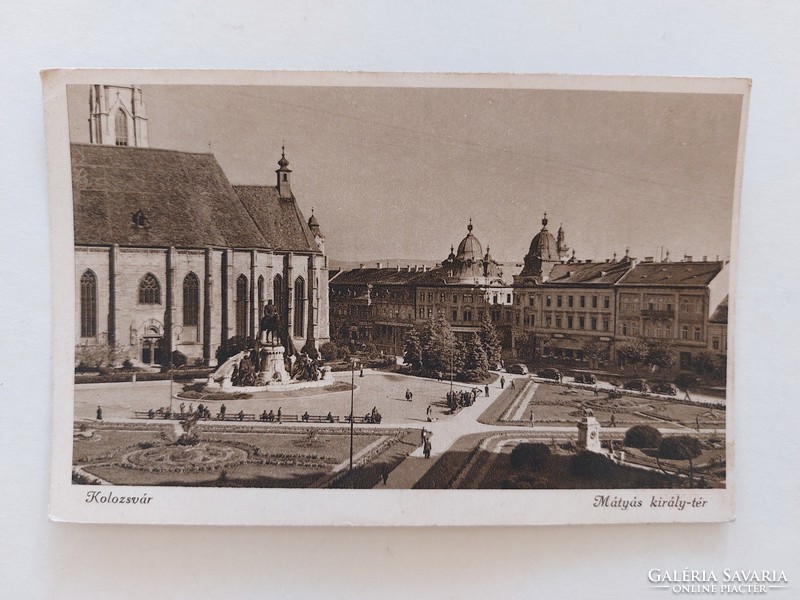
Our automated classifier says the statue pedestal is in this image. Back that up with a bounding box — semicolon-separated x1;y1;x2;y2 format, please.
257;345;291;385
577;415;602;453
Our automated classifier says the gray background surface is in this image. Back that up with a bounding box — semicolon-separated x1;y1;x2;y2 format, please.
2;2;799;598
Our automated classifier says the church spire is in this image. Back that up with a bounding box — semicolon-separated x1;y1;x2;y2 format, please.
276;144;292;198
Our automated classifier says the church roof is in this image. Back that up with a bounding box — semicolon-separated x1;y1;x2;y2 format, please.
329;267;429;286
617;261;724;287
233;186;318;252
71;144;317;252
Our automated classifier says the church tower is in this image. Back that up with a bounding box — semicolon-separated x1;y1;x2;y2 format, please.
276;145;292;199
89;85;149;147
557;223;569;260
308;208;325;254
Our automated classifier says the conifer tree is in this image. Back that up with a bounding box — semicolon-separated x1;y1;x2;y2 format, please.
479;313;503;369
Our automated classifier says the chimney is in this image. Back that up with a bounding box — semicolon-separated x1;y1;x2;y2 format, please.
359;263;364;269
396;265;401;272
406;265;411;271
702;255;708;262
643;256;654;263
376;262;383;269
685;255;693;262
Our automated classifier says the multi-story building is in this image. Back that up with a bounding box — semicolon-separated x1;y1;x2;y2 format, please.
328;221;513;354
511;213;729;370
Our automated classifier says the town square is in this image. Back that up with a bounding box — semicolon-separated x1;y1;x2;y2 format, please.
70;82;734;490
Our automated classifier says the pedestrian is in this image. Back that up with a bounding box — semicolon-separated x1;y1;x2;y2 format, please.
423;439;431;459
510;379;515;389
610;411;616;427
220;403;227;416
277;407;282;423
529;410;534;428
485;384;490;397
96;406;103;421
684;389;692;402
593;387;599;397
381;466;389;485
179;402;185;414
421;427;427;444
696;415;700;432
500;376;505;389
360;365;364;378
189;403;194;414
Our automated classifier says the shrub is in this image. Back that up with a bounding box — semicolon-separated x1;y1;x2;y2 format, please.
361;342;378;357
215;336;255;365
336;346;351;361
510;443;551;472
569;450;614;478
171;350;188;368
122;358;135;370
624;425;663;449
458;369;485;383
674;372;697;390
659;435;702;460
319;341;338;362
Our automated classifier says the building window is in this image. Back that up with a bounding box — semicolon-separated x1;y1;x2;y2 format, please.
622;322;628;336
568;296;574;308
80;270;97;337
567;316;574;329
545;315;552;328
427;292;433;302
418;307;424;319
681;325;689;340
273;274;284;320
557;295;562;308
427;307;432;319
183;272;200;327
555;315;562;328
590;317;597;330
236;274;248;337
440;293;445;303
528;295;535;307
464;310;472;322
463;294;473;303
712;336;720;350
694;326;702;341
453;294;458;304
138;273;161;304
257;275;264;321
546;296;552;307
604;296;610;309
452;310;458;321
115;108;128;146
603;318;609;331
580;296;586;308
506;294;512;303
592;295;597;308
293;277;306;337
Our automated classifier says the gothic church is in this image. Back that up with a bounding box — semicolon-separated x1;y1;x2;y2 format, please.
74;85;329;368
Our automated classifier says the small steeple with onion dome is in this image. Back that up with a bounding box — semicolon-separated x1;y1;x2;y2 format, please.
276;144;292;199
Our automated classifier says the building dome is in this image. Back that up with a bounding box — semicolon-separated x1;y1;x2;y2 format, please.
456;219;483;262
527;213;558;261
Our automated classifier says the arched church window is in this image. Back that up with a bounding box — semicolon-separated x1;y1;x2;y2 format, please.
235;274;248;338
273;274;284;318
257;275;265;320
183;272;199;327
80;270;97;337
138;273;161;304
115;108;129;146
293;276;305;337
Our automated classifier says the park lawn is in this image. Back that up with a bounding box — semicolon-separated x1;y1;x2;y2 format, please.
73;428;167;463
84;462;329;488
471;450;676;490
413;432;490;489
331;429;422;489
207;431;384;462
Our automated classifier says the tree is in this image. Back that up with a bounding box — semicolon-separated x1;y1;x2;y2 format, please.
319;341;338;362
694;350;721;376
581;338;609;368
479;314;503;369
616;339;649;370
647;341;676;370
461;333;489;381
403;328;423;371
420;314;457;374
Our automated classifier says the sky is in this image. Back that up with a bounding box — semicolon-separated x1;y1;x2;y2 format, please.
67;83;743;264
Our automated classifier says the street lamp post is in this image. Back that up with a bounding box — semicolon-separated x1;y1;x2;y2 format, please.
350;358;358;472
450;342;454;396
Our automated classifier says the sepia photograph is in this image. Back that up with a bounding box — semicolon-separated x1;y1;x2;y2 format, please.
47;71;748;524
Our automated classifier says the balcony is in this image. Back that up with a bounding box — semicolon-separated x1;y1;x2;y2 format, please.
641;308;674;318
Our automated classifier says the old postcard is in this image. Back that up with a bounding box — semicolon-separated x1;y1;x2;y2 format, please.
45;70;748;525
